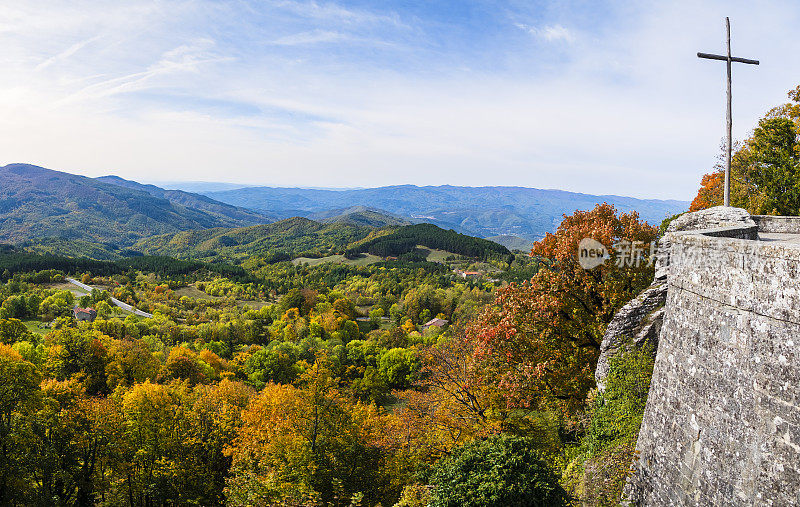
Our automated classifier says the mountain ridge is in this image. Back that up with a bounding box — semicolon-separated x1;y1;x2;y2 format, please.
204;184;688;240
0;164;272;257
0;163;688;260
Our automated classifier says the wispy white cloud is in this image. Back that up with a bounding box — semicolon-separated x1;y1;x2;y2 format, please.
56;38;232;105
516;23;576;43
0;0;797;200
269;0;409;29
271;30;347;46
34;34;104;71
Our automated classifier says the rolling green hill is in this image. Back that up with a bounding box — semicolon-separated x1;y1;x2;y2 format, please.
134;218;509;265
308;206;411;228
0;245;250;281
347;223;511;260
133;217;382;262
0;164;271;257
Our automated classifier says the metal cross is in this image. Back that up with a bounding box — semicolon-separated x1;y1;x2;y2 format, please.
698;17;759;207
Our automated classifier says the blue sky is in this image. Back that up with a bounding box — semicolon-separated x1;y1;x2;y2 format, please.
1;0;799;199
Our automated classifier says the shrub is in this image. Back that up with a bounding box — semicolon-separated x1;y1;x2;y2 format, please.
429;434;569;507
564;340;655;505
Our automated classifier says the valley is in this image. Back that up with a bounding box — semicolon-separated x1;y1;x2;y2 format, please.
0;162;681;505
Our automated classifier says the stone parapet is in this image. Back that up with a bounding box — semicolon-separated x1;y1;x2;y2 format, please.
625;214;800;505
752;215;800;233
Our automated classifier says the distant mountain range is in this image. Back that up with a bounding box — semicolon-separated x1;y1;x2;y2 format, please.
0;163;689;259
203;185;688;243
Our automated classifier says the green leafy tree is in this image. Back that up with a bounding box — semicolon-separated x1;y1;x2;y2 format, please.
691;87;800;215
565;342;655;505
243;345;301;388
379;348;420;389
118;381;183;505
95;300;112;319
46;328;109;395
0;344;40;504
39;290;75;318
105;338;160;389
0;318;28;344
428;434;568;507
749;117;800;215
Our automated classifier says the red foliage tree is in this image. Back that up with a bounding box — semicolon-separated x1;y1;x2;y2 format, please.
470;203;657;419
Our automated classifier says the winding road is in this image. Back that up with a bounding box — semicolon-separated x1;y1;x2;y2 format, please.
66;278;153;318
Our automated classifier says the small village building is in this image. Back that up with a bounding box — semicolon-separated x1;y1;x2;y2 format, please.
457;270;481;279
422;317;448;332
73;307;97;322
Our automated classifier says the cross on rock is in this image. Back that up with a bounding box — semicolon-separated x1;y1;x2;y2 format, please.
697;17;759;207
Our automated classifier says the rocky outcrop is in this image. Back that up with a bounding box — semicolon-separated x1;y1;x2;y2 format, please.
595;207;756;390
594;282;666;390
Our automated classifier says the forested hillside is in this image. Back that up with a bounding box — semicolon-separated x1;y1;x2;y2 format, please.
0;164;270;257
0;247;250;281
96;175;278;223
348;223;511;260
0;203;657;506
134;217;380;261
135;218;510;265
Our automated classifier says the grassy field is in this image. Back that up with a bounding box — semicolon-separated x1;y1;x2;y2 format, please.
418;247;458;263
292;253;382;267
46;281;89;297
175;285;273;310
290;247;477;268
22;319;49;335
108;308;133;318
175;285;219;300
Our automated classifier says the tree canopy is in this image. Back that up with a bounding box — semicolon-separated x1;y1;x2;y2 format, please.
691;86;800;215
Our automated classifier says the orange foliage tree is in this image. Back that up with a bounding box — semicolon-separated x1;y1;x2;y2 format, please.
688;142;771;213
392;332;500;463
690;171;724;211
690;84;800;214
470;203;657;420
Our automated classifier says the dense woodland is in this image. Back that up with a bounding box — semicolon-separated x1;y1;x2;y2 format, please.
345;224;511;260
0;200;660;507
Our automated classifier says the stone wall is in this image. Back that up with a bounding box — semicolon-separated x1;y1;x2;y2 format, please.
625;217;800;505
596;207;758;391
753;215;800;234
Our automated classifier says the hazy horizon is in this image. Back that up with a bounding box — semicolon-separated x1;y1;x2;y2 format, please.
148;178;690;203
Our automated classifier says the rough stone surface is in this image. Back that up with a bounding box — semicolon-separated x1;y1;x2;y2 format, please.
595;282;667;391
655;206;757;279
595;207;756;390
665;206;755;233
624;214;800;506
753;215;800;234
